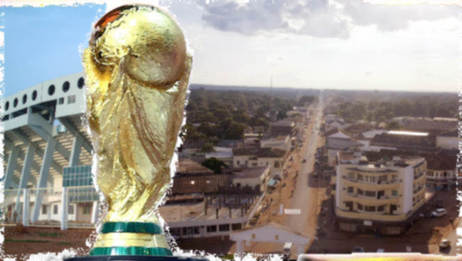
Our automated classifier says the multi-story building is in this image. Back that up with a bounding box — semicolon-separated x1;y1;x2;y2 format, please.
335;151;427;235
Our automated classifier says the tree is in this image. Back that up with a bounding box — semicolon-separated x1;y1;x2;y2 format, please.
202;157;227;174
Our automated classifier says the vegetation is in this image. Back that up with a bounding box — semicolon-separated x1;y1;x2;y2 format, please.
333;97;457;123
182;89;309;146
201;157;227;174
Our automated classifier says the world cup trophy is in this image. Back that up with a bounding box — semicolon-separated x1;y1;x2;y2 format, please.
66;4;200;261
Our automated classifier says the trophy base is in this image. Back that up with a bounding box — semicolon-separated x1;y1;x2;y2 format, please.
65;256;207;261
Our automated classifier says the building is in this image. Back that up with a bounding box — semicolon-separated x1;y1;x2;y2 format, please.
391;116;458;133
171;159;231;194
1;72;98;228
205;146;233;166
232;166;270;192
160;201;249;239
326;131;362;166
425;151;458;190
232;147;286;176
436;129;459;150
335;151;427;235
260;134;291;152
369;131;435;152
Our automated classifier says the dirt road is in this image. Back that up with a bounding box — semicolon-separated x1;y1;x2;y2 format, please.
286;97;324;249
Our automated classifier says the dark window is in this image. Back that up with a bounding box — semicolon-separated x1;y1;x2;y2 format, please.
357;203;363;210
32;90;38;100
365;191;375;197
62;81;70;92
59;98;64;104
22;94;27;104
5;101;9;111
78;77;85;88
68;205;74;214
219;224;230;231
378;205;385;212
42;205;47;214
53;205;58;214
232;223;242;230
206;225;217;233
170;227;181;236
347;187;354;193
365;206;376;212
13;98;18;107
48;85;55;95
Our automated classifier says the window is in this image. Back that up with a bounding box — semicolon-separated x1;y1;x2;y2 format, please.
232;223;242;230
365;191;375;197
68;95;76;104
357;174;363;181
275;235;279;240
365;206;376;212
48;85;55;95
378;205;385;212
357;203;363;210
219;224;230;231
357;189;363;195
42;205;47;215
68;205;74;215
13;98;18;107
62;81;70;92
78;77;85;89
347;187;354;193
207;225;217;233
22;94;27;104
32;90;38;101
53;205;58;214
274;161;280;168
5;101;9;111
252;233;256;239
59;97;64;104
392;190;398;196
237;160;240;165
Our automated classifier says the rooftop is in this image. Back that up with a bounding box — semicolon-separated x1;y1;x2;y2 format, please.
159;202;247;223
176;159;213;175
233;167;268;179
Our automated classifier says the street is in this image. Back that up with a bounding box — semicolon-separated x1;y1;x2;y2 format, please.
286;94;325;249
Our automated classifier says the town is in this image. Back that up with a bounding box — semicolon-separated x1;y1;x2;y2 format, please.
1;75;459;259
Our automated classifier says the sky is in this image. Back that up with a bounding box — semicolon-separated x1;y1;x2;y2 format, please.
2;0;462;97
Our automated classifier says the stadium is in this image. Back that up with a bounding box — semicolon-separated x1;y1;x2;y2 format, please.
2;72;98;229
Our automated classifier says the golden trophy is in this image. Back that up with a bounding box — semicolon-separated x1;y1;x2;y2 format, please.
66;4;196;260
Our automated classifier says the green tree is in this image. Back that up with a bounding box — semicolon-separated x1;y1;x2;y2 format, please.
202;157;227;174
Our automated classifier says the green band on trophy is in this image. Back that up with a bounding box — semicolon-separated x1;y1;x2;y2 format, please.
89;247;173;256
101;222;163;234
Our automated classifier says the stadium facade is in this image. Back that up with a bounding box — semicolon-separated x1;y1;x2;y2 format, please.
1;72;98;229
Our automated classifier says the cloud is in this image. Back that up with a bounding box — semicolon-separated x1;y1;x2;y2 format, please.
199;0;461;38
200;0;349;38
339;0;462;31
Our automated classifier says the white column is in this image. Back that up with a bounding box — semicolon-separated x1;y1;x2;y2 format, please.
61;187;68;230
22;189;30;226
91;201;99;224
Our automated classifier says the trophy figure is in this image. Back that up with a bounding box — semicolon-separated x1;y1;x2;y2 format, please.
67;5;198;260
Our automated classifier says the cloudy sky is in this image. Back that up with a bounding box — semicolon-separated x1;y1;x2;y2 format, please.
3;0;462;95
